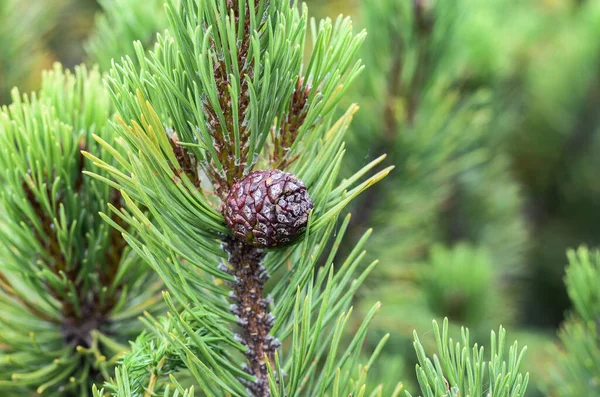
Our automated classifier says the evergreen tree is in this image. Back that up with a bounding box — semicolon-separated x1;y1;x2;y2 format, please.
0;65;164;396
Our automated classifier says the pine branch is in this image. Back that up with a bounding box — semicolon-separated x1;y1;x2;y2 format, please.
203;0;256;193
86;1;392;395
0;64;164;395
345;0;439;243
408;318;529;397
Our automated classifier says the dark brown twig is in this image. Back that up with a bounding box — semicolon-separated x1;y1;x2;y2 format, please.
222;237;278;397
271;77;311;169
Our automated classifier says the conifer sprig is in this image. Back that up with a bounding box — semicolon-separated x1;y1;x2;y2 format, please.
346;3;527;372
408;318;529;397
0;65;163;396
86;0;391;395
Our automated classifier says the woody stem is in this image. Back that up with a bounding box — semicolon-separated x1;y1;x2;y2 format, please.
223;237;279;397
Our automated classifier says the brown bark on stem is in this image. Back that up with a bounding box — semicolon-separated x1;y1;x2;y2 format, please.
222;237;279;397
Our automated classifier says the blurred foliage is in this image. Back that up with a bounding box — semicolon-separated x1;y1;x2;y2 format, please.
344;0;600;394
346;2;530;391
505;0;600;328
0;0;57;104
86;0;172;70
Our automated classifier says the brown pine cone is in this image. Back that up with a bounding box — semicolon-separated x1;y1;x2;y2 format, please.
224;170;314;248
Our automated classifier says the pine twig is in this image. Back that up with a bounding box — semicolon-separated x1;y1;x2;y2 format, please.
143;356;167;397
222;237;279;397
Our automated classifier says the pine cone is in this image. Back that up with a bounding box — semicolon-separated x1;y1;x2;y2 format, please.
224;170;314;248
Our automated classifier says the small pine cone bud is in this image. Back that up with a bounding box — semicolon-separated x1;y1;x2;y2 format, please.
224;170;314;248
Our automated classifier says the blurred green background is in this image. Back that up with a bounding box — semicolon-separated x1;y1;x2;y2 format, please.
2;0;600;395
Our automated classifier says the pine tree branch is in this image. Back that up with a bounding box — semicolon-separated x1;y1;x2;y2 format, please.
409;318;529;397
0;64;165;395
21;163;125;347
344;14;405;244
92;1;389;394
